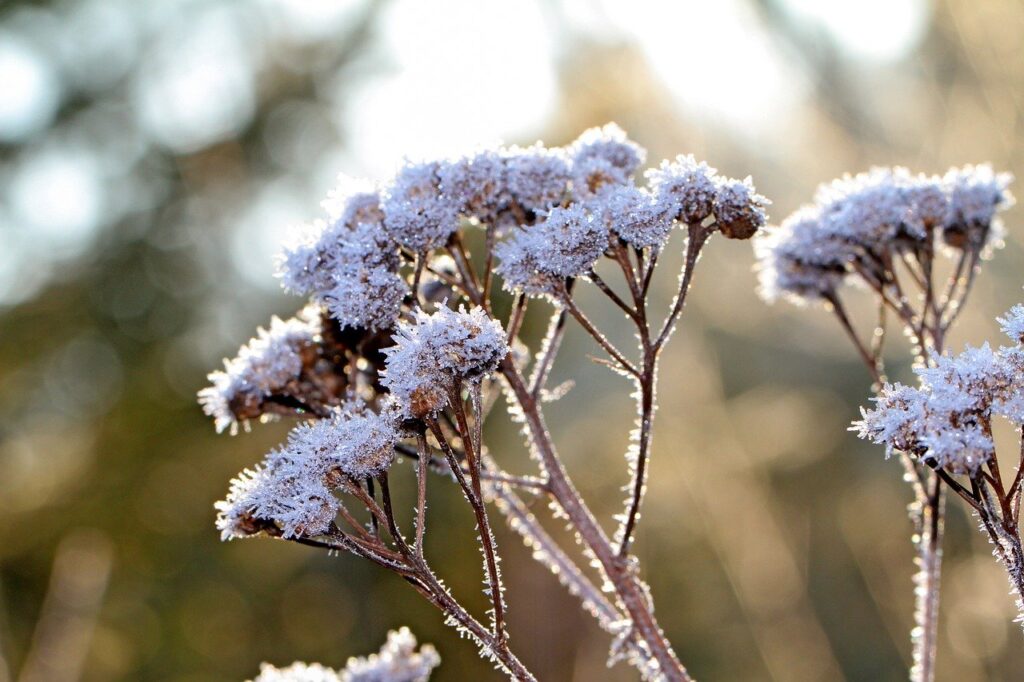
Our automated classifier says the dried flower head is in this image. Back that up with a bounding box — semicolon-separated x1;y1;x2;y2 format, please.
382;306;508;419
249;628;439;682
342;627;440;682
854;332;1024;473
496;204;609;297
712;175;769;240
569;123;646;196
437;150;507;220
502;143;571;214
754;206;848;304
943;164;1014;249
588;184;676;250
216;402;402;539
278;181;405;331
250;661;342;682
756;164;1014;306
645;154;718;224
382;161;461;252
199;309;320;433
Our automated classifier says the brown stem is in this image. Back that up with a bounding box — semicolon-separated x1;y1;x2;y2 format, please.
430;411;508;646
562;295;639;377
654;225;710;350
501;360;690;681
415;434;430;556
529;307;569;397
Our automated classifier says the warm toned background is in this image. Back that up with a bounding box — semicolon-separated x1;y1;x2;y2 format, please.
2;1;1024;680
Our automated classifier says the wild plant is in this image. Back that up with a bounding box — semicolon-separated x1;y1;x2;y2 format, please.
756;165;1014;681
199;123;767;681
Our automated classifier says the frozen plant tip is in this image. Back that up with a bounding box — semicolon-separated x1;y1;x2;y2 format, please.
204;122;769;681
383;306;508;420
250;627;440;682
855;302;1024;629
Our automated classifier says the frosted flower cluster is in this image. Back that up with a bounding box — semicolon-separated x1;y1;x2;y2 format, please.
278;183;405;331
199;308;320;433
497;144;767;298
569;122;646;196
854;308;1024;473
757;165;1014;304
216;402;403;539
275;123;766;327
250;628;439;682
383;306;508;419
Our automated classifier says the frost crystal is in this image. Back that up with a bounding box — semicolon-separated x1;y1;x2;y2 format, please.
382;161;461;252
588;184;676;250
277;182;404;331
712;176;769;240
503;144;571;214
342;627;441;682
199;310;320;433
250;628;439;682
998;305;1024;344
383;306;508;419
756;164;1014;305
645;154;718;224
569;123;646;196
216;403;402;539
251;661;342;682
496;204;608;297
853;313;1024;473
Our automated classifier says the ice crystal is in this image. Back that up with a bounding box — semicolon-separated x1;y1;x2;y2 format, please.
496;204;608;297
569;123;646;196
437;150;507;220
645;154;718;224
503;143;571;214
382;161;461;252
342;627;440;682
998;304;1024;344
250;628;439;682
757;164;1014;305
199;310;320;433
383;306;508;419
216;403;402;539
712;175;769;240
853;317;1024;473
277;182;404;331
589;184;676;250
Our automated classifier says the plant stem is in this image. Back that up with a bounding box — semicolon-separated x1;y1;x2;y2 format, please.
501;360;690;681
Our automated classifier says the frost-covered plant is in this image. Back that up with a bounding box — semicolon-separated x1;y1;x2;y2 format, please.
202;123;767;681
250;627;440;682
757;165;1014;682
854;304;1024;632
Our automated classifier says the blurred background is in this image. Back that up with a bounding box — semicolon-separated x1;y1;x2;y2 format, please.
1;0;1024;680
